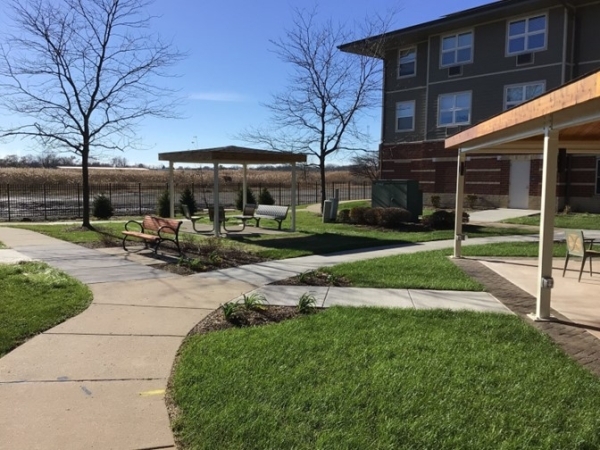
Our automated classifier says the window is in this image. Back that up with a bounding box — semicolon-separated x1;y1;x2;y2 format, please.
396;101;415;131
441;31;473;67
438;92;471;126
504;81;545;109
507;14;547;54
596;158;600;195
398;48;416;78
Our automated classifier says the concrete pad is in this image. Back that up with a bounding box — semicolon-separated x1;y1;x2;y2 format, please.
58;264;176;284
0;380;174;450
408;289;512;314
47;303;211;336
468;208;539;222
324;288;414;308
479;258;600;335
244;286;329;307
96;247;170;266
90;277;253;309
0;249;32;264
190;263;302;286
0;334;182;382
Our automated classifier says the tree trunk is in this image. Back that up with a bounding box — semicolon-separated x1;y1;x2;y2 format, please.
320;156;327;213
81;148;92;229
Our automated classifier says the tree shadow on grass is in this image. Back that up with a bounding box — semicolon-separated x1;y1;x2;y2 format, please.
233;232;412;255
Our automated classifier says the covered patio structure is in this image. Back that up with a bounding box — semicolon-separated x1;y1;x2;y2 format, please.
158;146;307;237
446;70;600;321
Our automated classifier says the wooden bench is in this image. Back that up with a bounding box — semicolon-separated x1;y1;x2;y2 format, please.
122;215;183;255
252;204;289;230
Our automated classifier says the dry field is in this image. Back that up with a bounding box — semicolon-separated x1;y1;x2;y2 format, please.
0;167;364;186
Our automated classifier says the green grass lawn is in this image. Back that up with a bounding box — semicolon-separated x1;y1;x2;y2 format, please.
0;240;6;248
12;212;535;261
504;212;600;230
0;262;92;357
322;242;569;290
172;308;600;450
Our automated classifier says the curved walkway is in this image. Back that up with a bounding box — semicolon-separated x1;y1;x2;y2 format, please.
0;225;588;450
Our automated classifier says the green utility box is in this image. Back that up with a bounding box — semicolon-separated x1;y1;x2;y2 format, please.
372;180;423;222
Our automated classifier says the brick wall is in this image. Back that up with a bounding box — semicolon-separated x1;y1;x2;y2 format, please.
380;142;598;210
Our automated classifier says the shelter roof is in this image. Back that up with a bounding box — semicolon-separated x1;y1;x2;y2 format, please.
158;146;307;165
445;69;600;154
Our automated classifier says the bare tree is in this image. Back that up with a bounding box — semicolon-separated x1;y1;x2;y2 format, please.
240;7;390;209
349;151;380;181
0;0;184;227
111;156;128;167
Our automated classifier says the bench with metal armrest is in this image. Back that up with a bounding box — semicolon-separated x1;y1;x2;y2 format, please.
122;215;182;255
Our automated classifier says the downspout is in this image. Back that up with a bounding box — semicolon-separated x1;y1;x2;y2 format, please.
560;1;578;78
424;37;431;141
561;6;568;84
380;57;387;179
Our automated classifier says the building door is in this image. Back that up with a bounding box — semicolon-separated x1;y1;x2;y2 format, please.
509;159;530;209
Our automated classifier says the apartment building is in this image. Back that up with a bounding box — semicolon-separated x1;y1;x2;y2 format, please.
340;0;600;211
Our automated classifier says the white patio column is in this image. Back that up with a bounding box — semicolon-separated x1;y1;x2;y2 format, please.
242;163;248;208
453;151;466;258
291;162;297;232
213;162;220;237
169;161;175;218
535;127;559;320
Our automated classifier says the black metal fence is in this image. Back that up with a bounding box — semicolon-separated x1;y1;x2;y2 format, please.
0;182;372;221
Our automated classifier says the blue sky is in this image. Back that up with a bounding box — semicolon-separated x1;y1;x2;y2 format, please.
0;0;493;166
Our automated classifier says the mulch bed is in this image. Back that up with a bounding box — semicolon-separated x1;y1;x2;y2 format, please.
187;305;321;336
270;270;352;287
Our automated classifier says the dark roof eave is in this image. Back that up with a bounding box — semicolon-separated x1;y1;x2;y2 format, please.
339;0;546;57
158;146;307;164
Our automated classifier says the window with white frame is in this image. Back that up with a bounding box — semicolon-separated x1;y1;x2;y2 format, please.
438;92;471;126
504;81;545;109
398;48;416;78
507;14;547;54
441;31;473;67
596;158;600;195
396;101;415;132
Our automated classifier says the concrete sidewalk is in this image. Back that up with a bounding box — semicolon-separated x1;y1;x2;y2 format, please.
0;225;540;449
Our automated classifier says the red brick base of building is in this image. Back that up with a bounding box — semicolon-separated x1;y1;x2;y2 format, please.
380;141;599;212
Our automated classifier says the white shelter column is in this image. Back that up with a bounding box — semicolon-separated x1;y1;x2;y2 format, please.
535;127;559;320
213;162;220;237
453;151;466;258
291;162;297;232
169;161;175;218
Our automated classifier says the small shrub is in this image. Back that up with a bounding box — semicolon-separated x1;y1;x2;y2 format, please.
297;292;317;314
378;207;411;228
208;251;222;265
423;210;470;229
235;187;257;211
241;292;267;311
363;207;383;226
337;208;351;223
179;187;198;216
349;206;369;224
466;194;478;209
258;187;275;205
431;195;441;209
92;193;114;219
156;189;170;218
